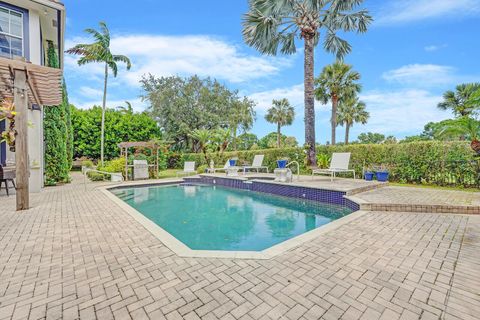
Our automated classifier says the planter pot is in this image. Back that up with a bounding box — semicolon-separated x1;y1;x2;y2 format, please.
277;160;288;169
364;172;374;181
229;159;237;166
376;171;389;182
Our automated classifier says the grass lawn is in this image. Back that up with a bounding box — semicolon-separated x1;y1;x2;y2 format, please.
390;182;480;192
157;169;181;179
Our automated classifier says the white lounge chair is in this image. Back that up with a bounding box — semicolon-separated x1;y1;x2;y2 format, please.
177;161;196;177
243;155;269;174
312;153;355;181
214;158;238;173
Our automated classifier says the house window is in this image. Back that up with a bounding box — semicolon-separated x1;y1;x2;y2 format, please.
0;6;24;58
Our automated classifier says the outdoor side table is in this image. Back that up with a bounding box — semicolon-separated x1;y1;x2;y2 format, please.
226;166;240;177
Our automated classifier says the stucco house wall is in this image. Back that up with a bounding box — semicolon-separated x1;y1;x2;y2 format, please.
0;0;64;192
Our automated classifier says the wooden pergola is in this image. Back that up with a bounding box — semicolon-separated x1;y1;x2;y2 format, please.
0;57;63;211
118;141;162;181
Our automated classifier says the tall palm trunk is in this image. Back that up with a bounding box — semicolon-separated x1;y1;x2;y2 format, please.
233;127;237;151
304;36;316;165
331;94;338;145
345;123;350;145
277;123;281;148
100;63;108;166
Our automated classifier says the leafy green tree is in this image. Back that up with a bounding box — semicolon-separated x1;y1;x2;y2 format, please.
357;132;385;144
71;106;161;160
258;132;298;149
66;22;132;166
265;98;295;148
44;40;69;185
236;133;258;150
228;97;256;150
336;96;368;144
315;61;361;145
437;83;480;117
243;0;372;165
141;75;237;151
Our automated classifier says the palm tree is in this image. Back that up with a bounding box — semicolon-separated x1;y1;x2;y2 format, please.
117;101;134;115
229;97;256;150
190;129;211;163
439;116;480;153
437;83;480;117
315;61;361;145
337;96;369;144
243;0;371;164
265;98;295;148
66;22;131;166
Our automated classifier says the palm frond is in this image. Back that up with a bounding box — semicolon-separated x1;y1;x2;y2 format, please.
113;54;132;70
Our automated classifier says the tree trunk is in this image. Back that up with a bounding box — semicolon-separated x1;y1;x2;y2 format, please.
345;124;350;145
304;36;316;165
331;94;338;145
100;63;108;166
277;123;281;148
233;127;237;151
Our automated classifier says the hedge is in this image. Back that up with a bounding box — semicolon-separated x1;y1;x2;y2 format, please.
172;141;479;188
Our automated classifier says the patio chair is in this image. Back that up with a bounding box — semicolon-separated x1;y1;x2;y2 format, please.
243;155;269;174
177;161;196;177
312;152;355;181
214;157;238;173
0;165;15;196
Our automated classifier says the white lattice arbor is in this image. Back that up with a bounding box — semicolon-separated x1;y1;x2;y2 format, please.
0;57;63;210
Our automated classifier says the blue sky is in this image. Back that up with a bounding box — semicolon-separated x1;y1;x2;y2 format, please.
62;0;480;144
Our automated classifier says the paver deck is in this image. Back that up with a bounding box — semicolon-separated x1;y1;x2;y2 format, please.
0;173;479;320
351;186;480;214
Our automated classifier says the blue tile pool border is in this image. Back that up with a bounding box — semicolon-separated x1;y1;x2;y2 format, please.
184;176;360;212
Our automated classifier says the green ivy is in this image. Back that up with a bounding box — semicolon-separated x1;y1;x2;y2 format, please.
44;40;70;185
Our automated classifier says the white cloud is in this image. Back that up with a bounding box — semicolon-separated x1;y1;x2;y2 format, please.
376;0;480;25
64;34;294;88
357;89;449;137
424;44;447;52
248;84;304;113
382;64;456;87
78;86;104;99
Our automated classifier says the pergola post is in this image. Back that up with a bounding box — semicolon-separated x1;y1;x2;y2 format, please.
13;69;29;211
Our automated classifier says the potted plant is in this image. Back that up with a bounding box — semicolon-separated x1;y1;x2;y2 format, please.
375;165;389;182
277;157;288;169
364;165;374;181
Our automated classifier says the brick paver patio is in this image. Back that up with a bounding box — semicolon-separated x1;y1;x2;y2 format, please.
0;175;479;320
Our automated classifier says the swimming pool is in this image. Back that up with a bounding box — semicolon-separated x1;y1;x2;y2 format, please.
111;184;353;251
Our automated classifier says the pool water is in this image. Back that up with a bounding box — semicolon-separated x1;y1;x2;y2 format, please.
112;184;352;251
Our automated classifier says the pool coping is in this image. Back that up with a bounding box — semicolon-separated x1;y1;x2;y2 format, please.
99;180;367;260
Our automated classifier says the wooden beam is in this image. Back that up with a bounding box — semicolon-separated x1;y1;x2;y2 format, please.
13;69;29;211
25;69;41;106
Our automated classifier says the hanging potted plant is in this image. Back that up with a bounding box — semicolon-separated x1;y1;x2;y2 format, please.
0;99;16;152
